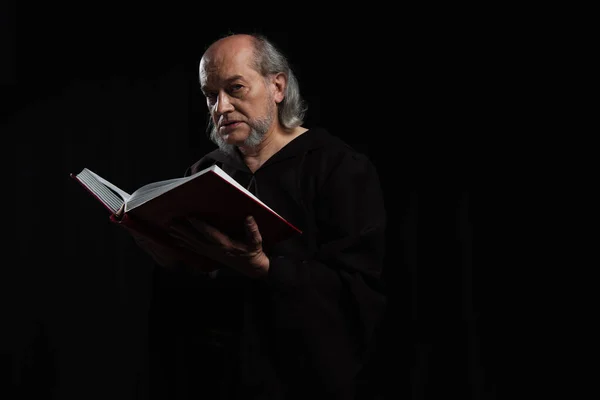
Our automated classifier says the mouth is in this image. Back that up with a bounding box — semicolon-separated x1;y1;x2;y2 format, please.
219;120;243;132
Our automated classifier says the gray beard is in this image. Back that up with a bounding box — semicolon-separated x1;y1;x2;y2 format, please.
209;111;274;158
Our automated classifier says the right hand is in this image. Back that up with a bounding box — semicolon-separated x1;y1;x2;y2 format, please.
131;227;223;273
114;204;178;267
130;233;181;268
115;205;221;272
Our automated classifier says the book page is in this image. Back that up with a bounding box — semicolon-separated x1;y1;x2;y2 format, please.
126;176;198;212
85;169;131;201
125;164;281;217
75;168;129;214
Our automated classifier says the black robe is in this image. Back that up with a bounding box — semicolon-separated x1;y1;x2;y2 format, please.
148;127;387;400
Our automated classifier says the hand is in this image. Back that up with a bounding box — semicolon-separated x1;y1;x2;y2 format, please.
115;205;220;272
114;204;178;267
169;215;270;279
130;233;182;268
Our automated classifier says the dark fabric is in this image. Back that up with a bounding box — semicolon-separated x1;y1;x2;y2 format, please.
149;127;387;399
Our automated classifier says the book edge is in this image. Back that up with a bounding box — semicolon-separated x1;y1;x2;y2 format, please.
70;172;123;215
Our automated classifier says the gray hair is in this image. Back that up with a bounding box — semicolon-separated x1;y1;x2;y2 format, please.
247;33;307;129
202;33;308;150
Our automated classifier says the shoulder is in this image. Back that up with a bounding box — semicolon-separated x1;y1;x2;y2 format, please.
306;127;373;166
302;127;379;183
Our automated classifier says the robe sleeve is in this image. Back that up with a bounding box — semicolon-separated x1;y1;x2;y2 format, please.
266;151;387;388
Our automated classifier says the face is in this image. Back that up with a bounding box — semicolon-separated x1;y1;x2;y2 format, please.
199;37;282;152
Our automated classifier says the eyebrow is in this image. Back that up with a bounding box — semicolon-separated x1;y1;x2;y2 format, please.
201;75;245;93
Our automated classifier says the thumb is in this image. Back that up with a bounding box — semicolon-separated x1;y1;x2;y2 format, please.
244;216;262;247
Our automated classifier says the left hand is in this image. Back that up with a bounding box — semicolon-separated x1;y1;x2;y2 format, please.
168;215;270;278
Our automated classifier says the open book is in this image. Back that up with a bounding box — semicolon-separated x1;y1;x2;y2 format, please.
71;164;302;250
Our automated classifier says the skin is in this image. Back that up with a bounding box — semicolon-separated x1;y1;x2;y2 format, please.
170;34;307;278
199;34;306;172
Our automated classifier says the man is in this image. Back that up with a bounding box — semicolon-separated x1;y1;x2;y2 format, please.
141;33;388;399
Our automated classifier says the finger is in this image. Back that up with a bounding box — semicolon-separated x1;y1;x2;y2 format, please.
169;226;235;266
169;228;211;252
186;218;231;245
115;204;125;219
244;216;262;247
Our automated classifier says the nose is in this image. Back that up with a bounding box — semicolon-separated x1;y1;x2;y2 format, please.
215;91;234;115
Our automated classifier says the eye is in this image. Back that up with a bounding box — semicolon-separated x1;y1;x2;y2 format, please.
229;84;243;93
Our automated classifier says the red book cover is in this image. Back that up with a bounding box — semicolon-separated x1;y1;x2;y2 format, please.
71;165;302;251
125;169;301;247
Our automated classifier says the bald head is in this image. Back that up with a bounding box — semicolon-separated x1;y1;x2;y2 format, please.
204;34;256;58
200;34;258;82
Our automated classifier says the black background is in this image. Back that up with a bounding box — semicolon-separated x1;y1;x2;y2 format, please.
2;3;517;399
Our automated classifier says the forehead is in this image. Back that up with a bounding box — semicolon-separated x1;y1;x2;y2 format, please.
199;45;259;88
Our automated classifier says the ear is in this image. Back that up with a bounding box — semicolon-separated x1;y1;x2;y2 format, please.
271;72;287;104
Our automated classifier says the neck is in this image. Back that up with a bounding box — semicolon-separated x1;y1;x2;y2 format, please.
239;126;306;173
